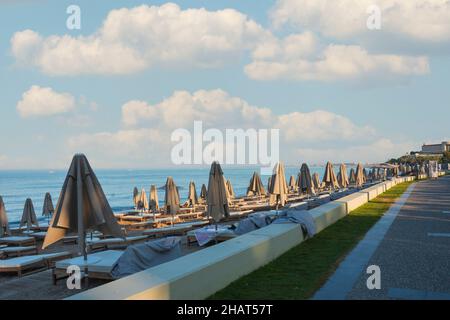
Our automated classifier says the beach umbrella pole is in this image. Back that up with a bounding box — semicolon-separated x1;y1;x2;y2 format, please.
76;159;89;288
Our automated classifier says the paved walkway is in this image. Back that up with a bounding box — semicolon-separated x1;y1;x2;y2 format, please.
314;176;450;300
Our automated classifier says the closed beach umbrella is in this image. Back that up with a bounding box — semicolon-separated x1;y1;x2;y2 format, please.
0;196;10;237
20;198;39;231
137;188;149;211
268;162;288;208
207;162;230;222
289;175;297;193
355;163;365;188
200;184;207;203
149;185;159;211
322;162;339;191
420;165;426;175
399;164;405;176
226;180;235;199
187;181;198;207
165;177;180;215
133;187;139;208
42;154;124;261
312;172;321;191
370;168;376;181
42;192;54;218
298;163;314;195
407;164;412;174
267;176;272;193
337;164;349;189
223;176;232;204
247;172;266;197
363;168;368;183
349;168;356;185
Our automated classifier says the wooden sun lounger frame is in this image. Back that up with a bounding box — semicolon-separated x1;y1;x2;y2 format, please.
0;237;36;247
1;252;73;277
0;246;39;259
143;221;210;238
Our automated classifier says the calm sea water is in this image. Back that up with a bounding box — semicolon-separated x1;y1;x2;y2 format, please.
0;166;334;224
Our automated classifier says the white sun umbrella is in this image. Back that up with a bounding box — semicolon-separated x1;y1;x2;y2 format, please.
43;154;124;268
355;163;365;188
187;181;199;208
165;177;180;225
137;188;149;212
312;172;322;192
288;175;297;193
247;172;266;197
322;162;339;192
149;185;159;211
149;185;159;222
268;162;288;211
0;196;10;237
337;164;349;189
207;162;230;224
226;179;235;199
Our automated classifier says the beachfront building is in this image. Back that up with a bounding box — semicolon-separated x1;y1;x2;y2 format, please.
421;141;450;154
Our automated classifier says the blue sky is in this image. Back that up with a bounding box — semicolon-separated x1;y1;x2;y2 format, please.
1;0;449;169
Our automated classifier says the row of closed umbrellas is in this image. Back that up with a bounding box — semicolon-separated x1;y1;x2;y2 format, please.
0;154;400;263
128;161;385;213
0;193;55;237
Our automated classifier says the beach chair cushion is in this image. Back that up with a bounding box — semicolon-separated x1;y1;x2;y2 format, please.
55;250;123;274
0;255;45;269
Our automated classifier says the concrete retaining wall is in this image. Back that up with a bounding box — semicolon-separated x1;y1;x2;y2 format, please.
69;223;304;300
69;176;419;300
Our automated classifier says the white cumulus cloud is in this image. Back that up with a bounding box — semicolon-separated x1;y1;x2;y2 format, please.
10;3;268;75
270;0;450;44
245;32;429;81
16;85;75;117
67;89;390;167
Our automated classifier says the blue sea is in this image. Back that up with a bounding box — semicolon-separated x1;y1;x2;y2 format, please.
0;166;333;224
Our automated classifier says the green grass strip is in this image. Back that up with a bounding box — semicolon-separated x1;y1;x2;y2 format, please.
209;181;414;300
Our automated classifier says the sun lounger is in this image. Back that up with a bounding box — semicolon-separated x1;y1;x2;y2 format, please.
86;235;148;251
187;225;236;246
176;211;205;220
221;210;254;222
0;236;36;247
62;235;78;244
143;221;209;238
32;224;49;232
53;250;123;282
0;245;38;259
28;231;47;240
122;220;156;231
234;203;271;212
119;215;150;223
0;251;72;277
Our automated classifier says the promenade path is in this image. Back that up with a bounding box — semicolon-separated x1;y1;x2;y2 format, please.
314;176;450;300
